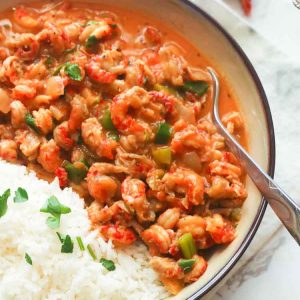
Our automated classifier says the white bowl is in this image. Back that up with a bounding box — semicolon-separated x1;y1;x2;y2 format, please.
1;1;275;299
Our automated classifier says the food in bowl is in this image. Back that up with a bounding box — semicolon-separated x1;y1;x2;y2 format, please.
0;1;248;296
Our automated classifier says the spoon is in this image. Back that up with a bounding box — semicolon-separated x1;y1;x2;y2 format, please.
293;0;300;9
207;67;300;245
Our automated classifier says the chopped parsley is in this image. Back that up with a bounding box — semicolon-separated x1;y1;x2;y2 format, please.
46;215;61;229
178;258;196;273
86;35;98;48
182;81;209;97
25;113;40;133
0;189;10;218
100;258;116;271
40;196;71;229
62;235;74;253
64;62;82;81
56;232;66;243
25;253;32;265
13;187;28;203
57;232;74;253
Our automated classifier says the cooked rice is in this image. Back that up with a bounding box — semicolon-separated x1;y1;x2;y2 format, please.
0;160;169;300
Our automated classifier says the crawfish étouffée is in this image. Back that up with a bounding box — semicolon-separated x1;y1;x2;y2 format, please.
0;1;248;294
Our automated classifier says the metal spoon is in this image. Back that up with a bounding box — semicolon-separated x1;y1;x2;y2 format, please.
207;67;300;245
293;0;300;9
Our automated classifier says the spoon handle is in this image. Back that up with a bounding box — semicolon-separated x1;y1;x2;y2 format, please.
208;67;300;245
219;126;300;245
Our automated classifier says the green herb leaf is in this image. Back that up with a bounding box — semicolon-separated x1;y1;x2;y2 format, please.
86;35;98;48
100;258;116;271
87;244;97;260
56;232;74;253
40;196;71;229
40;195;71;215
13;187;28;203
25;253;32;265
56;232;66;243
155;122;172;144
64;62;82;81
0;189;10;218
178;258;196;273
25;113;40;133
182;81;209;97
61;234;74;253
76;236;85;251
46;214;61;229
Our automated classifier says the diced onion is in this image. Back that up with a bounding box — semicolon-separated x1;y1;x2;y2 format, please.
181;152;202;173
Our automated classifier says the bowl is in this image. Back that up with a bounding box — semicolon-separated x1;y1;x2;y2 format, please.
146;1;275;298
103;1;275;298
1;0;275;299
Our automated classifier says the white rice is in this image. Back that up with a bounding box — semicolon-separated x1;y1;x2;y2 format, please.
0;161;169;300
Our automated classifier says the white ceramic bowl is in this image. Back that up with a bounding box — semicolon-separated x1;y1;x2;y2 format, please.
1;1;275;299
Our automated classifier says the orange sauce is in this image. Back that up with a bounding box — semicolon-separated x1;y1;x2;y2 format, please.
1;0;246;147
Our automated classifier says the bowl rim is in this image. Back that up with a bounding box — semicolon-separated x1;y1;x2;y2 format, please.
176;1;276;299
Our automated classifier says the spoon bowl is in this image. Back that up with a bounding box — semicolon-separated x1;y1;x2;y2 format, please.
208;67;300;245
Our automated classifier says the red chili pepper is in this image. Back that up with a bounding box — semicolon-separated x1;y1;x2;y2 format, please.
55;167;68;188
240;0;252;16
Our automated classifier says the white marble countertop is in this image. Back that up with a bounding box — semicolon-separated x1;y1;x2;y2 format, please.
191;0;300;299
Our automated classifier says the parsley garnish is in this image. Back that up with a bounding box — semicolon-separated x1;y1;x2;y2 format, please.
100;258;116;271
25;113;40;133
13;187;28;203
56;232;74;253
64;62;82;81
0;189;10;218
86;35;98;48
40;196;71;229
61;235;74;253
178;258;196;273
25;253;32;265
56;232;66;243
46;214;60;229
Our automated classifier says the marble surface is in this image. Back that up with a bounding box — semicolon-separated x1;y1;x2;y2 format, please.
191;0;300;299
222;0;300;61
